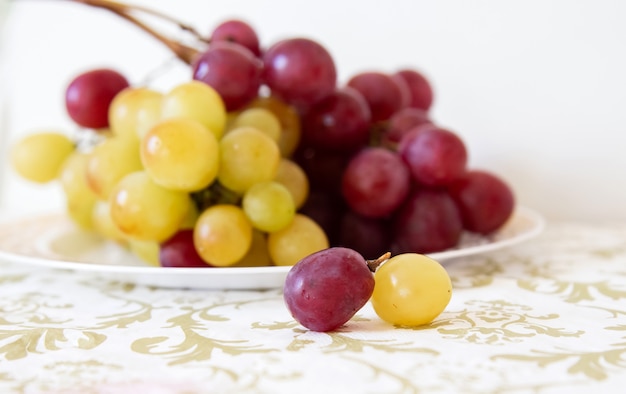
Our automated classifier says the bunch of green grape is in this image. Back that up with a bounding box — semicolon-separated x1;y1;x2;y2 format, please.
11;77;328;268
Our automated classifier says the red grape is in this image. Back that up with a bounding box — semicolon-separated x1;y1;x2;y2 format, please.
65;68;129;129
283;247;375;332
341;147;411;218
160;229;213;268
393;69;434;111
448;170;515;234
382;107;432;148
398;126;468;186
338;210;390;260
392;188;463;254
347;72;407;122
192;41;263;111
262;38;337;109
294;147;352;194
301;87;371;152
210;19;261;57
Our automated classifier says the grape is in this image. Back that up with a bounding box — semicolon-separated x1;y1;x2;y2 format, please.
346;71;406;122
341;147;411;218
65;68;129;129
262;38;337;109
108;87;163;140
231;107;281;142
109;171;192;242
371;253;452;327
59;151;98;230
86;136;143;200
91;200;127;243
192;41;263;111
297;190;344;244
128;239;160;266
218;127;280;193
210;19;261;57
391;189;463;254
300;87;371;152
381;107;432;148
294;147;351;194
10;132;74;183
233;230;274;267
161;81;226;139
140;118;219;192
397;126;468;186
267;213;329;266
447;170;515;234
245;96;301;157
160;229;212;268
393;69;434;111
283;247;375;332
242;181;295;232
194;204;253;266
273;158;309;209
338;211;390;260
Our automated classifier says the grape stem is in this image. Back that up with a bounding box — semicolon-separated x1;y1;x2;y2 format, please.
64;0;204;64
366;252;391;272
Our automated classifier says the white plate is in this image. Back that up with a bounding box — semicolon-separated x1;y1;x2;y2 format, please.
0;206;544;290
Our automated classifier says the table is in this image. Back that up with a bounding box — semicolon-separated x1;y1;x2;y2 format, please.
1;220;625;393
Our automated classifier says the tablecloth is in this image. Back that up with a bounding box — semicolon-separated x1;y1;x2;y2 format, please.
1;220;625;393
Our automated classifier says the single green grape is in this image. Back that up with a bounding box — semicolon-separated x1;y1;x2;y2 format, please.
108;87;163;141
242;181;295;232
59;151;98;230
161;81;226;140
267;214;329;266
141;118;219;192
371;253;452;327
273;158;309;209
11;131;74;183
193;204;253;266
230;107;281;142
218;127;280;193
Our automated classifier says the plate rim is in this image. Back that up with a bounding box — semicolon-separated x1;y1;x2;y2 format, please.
0;205;545;280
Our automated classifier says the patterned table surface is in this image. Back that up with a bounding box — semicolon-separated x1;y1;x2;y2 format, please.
1;220;625;394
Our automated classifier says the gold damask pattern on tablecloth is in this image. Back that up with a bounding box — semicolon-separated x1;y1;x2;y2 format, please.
0;222;625;393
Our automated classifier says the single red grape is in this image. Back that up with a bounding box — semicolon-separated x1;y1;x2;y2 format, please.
393;69;434;111
283;247;375;332
263;38;337;109
347;71;406;122
338;210;391;260
448;170;515;234
210;19;261;57
392;188;463;254
65;68;129;129
192;41;263;111
301;87;371;152
382;107;432;148
341;147;411;218
398;126;468;186
160;229;213;268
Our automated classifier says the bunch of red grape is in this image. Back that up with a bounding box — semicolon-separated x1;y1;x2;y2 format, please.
10;13;514;269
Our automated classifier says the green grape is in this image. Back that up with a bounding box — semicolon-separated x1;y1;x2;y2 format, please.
141;118;219;192
86;136;143;200
242;181;295;232
109;171;191;242
92;200;127;243
10;131;74;183
232;230;274;267
371;253;452;327
273;158;309;209
193;204;253;266
218;127;280;193
161;81;226;140
246;96;301;157
128;239;160;266
59;151;98;230
108;87;163;140
230;108;281;142
267;213;329;266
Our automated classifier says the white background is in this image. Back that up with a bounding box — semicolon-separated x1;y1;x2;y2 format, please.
1;0;625;221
